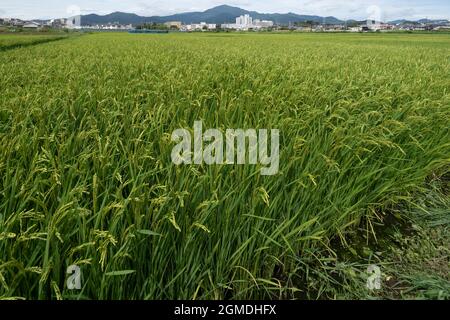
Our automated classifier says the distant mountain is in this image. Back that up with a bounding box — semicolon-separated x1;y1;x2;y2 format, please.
388;19;414;25
80;5;343;26
389;18;449;25
417;18;449;24
81;12;144;25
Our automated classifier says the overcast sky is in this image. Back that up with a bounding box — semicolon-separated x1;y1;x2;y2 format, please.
1;0;449;21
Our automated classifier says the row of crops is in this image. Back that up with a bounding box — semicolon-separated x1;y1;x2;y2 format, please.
0;32;449;299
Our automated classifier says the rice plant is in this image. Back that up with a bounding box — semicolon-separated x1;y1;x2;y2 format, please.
0;32;449;300
0;34;69;51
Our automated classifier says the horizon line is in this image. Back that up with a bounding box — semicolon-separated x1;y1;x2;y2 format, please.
2;4;449;23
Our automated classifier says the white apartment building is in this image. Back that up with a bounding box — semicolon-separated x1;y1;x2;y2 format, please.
222;15;274;30
236;14;253;26
183;22;216;31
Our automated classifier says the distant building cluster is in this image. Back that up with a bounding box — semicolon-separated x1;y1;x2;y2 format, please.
221;14;274;30
0;16;131;30
0;17;31;28
82;23;133;30
160;15;274;32
287;20;450;32
0;17;76;29
178;22;217;31
1;13;450;33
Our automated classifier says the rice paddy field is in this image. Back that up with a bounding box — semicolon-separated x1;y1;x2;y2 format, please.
0;32;449;300
0;33;68;51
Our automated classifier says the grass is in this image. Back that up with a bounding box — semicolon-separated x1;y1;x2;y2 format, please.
0;32;449;300
304;172;450;300
381;174;449;300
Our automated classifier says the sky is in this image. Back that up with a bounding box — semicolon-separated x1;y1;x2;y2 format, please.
0;0;449;21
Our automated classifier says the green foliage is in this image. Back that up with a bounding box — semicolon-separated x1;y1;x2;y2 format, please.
0;32;449;300
136;23;169;30
306;173;450;300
